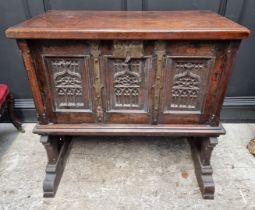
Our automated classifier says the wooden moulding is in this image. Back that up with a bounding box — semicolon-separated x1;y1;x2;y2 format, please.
5;11;250;40
33;123;225;136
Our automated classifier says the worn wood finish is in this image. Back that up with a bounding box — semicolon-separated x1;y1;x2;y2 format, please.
26;40;242;126
189;137;218;199
33;123;226;136
40;135;72;197
6;11;249;199
102;41;156;123
29;40;97;124
6;11;250;40
17;40;48;124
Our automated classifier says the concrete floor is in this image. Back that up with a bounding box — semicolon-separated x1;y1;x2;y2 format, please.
0;124;255;210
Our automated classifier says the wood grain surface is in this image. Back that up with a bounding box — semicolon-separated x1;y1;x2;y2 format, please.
6;10;250;40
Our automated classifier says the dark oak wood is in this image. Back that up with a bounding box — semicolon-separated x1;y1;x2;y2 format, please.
17;40;48;124
33;123;225;136
6;10;250;199
189;137;218;199
41;135;72;197
6;10;250;40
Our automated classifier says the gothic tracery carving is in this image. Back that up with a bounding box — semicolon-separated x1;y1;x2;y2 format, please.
171;70;200;109
50;58;84;109
113;61;141;107
170;61;207;110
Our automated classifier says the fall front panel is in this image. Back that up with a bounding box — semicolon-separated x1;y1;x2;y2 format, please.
101;41;155;123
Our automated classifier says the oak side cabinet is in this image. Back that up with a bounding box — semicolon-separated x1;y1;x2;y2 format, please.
6;11;250;199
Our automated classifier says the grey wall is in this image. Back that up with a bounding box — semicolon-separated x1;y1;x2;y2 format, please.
1;0;254;122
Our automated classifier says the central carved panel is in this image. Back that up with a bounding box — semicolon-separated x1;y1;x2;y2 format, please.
104;57;151;112
114;61;141;108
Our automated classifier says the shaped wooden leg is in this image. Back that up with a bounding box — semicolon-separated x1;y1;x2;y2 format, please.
7;94;24;132
40;135;72;197
189;136;218;199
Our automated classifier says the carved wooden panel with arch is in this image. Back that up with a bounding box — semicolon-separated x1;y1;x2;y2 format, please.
107;58;148;111
45;57;82;110
32;40;97;124
102;40;155;123
103;56;154;123
159;50;216;124
164;57;213;113
44;56;92;112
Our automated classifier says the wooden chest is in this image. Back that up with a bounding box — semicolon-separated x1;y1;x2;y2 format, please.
6;10;249;199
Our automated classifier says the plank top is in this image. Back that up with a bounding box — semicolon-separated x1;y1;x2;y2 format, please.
6;10;250;40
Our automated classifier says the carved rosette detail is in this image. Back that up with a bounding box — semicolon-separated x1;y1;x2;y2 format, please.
113;61;141;107
51;59;84;109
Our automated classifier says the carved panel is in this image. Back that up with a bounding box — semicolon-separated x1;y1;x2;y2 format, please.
104;57;152;112
171;70;200;109
53;59;83;108
114;60;141;108
163;57;214;113
44;56;92;112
